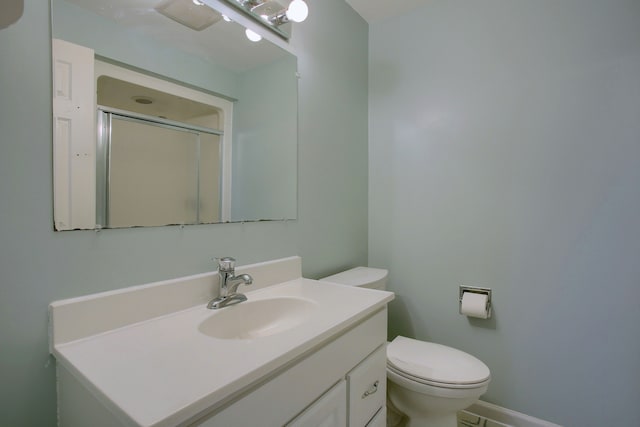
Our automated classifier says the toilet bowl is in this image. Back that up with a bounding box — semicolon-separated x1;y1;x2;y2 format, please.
321;267;491;427
386;336;490;427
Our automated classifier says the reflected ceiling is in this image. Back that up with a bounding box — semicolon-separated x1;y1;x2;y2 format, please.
63;0;288;71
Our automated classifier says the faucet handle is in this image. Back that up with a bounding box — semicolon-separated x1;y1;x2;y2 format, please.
217;256;236;272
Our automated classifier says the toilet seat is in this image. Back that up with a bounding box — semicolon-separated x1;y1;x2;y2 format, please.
387;364;489;391
387;336;490;389
387;365;489;400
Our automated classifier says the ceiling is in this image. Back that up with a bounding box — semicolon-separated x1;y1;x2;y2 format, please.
344;0;428;24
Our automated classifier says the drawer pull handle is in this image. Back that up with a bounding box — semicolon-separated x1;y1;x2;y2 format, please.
362;380;379;399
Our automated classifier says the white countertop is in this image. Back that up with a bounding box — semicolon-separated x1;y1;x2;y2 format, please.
52;278;393;427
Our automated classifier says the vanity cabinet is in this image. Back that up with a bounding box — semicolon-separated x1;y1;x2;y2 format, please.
364;408;386;427
195;309;387;427
286;380;347;427
284;344;387;427
50;258;394;427
346;344;387;426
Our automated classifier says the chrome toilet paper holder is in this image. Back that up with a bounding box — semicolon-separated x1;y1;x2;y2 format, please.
459;286;492;318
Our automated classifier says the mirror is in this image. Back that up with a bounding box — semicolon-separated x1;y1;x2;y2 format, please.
51;0;298;230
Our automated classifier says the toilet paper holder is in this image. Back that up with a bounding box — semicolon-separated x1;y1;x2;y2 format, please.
459;286;492;318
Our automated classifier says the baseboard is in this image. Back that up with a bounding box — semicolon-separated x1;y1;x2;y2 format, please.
458;400;563;427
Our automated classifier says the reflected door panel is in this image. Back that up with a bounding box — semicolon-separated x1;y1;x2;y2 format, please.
199;133;222;224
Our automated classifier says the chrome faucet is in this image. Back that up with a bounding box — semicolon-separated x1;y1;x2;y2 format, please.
207;257;253;309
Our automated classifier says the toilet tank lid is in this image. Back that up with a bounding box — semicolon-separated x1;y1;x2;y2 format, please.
320;266;388;288
387;336;490;385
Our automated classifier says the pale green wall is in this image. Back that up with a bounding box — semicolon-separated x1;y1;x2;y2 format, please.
0;0;368;425
369;0;640;425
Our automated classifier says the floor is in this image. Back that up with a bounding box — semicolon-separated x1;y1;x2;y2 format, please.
386;407;512;427
458;410;511;427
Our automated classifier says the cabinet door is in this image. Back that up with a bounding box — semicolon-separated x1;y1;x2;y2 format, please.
286;380;347;427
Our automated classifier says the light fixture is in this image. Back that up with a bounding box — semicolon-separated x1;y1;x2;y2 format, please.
222;0;309;39
245;28;262;42
222;14;232;22
132;96;154;105
285;0;308;23
228;0;308;26
265;0;308;26
247;0;282;15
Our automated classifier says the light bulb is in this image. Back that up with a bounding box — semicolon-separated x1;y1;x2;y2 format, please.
245;28;262;42
286;0;308;23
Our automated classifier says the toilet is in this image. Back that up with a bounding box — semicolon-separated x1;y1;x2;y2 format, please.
321;267;490;427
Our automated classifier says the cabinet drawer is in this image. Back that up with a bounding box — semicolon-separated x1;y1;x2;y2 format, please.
366;407;386;427
347;344;386;426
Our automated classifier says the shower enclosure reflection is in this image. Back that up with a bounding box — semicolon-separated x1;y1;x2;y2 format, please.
95;76;224;228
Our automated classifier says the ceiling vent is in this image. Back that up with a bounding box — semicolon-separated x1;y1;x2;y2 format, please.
155;0;222;31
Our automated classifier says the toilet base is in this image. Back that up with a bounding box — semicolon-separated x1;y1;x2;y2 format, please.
387;380;483;427
386;396;407;427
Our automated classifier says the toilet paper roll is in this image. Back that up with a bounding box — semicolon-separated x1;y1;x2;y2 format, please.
460;292;489;319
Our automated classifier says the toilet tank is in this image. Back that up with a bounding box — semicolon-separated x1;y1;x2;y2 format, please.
320;267;388;291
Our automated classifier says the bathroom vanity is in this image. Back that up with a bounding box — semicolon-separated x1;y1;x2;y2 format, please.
49;257;393;426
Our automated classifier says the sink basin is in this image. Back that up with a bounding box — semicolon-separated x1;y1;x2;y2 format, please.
198;296;318;340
